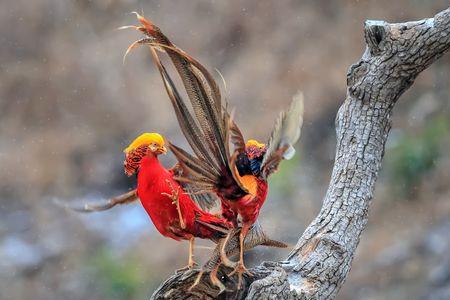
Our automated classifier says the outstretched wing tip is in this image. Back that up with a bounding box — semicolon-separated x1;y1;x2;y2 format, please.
260;92;305;178
293;90;304;101
294;91;304;114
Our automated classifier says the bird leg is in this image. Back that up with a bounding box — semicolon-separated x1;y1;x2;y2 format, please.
176;237;197;272
161;179;185;229
188;237;196;269
209;263;226;294
191;223;286;293
189;269;204;291
220;228;240;268
228;224;253;289
190;234;234;293
189;258;226;294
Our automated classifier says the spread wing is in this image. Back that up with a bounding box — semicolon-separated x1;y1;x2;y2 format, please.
130;15;248;203
260;92;304;179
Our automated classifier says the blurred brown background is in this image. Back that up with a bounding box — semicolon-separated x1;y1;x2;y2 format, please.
1;1;450;299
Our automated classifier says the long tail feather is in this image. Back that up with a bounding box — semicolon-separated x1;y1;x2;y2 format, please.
147;47;223;173
261;239;288;248
135;18;229;169
55;190;138;213
125;15;249;202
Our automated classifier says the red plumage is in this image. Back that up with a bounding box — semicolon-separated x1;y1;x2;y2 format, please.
219;178;268;228
136;148;231;241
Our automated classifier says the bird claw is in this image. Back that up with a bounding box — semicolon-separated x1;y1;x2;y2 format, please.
219;229;239;268
176;261;198;273
228;262;253;290
188;270;204;291
189;268;227;295
220;251;237;268
162;180;180;201
228;262;253;277
210;271;227;294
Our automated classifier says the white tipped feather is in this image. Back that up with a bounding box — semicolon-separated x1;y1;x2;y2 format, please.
283;145;296;160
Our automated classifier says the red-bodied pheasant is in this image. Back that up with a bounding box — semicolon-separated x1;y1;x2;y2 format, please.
122;132;234;272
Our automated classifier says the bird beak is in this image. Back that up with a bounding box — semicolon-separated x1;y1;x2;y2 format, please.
156;145;167;155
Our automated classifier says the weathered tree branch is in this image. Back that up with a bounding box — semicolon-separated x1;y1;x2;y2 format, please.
151;7;450;299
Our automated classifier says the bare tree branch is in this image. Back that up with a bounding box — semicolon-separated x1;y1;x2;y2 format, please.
150;7;450;299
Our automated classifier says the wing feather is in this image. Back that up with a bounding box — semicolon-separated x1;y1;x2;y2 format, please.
260;92;304;179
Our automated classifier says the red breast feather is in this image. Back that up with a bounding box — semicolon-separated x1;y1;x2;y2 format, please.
137;154;231;241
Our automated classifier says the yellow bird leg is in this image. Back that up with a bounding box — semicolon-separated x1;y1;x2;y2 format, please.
228;224;253;289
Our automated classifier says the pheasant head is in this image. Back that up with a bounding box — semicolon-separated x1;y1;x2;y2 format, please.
123;132;167;176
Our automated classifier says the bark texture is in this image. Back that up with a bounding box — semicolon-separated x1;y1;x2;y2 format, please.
151;7;450;299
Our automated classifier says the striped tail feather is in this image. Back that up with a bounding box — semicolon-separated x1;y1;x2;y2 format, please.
131;15;249;200
148;47;222;174
134;15;228;169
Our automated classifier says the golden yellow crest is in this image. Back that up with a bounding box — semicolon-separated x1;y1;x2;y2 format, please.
124;132;165;154
245;139;265;148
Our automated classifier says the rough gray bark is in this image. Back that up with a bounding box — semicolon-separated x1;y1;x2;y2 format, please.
151;7;450;299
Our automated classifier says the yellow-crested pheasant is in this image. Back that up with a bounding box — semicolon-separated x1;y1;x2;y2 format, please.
122;14;304;288
65;132;234;273
122;132;236;272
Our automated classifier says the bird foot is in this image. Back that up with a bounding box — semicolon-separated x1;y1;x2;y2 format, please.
189;269;227;295
176;261;198;273
219;229;240;268
220;250;237;268
228;262;253;290
210;271;227;294
161;180;180;205
188;270;204;291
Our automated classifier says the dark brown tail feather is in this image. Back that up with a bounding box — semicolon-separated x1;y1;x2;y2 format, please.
140;21;248;200
262;239;289;248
